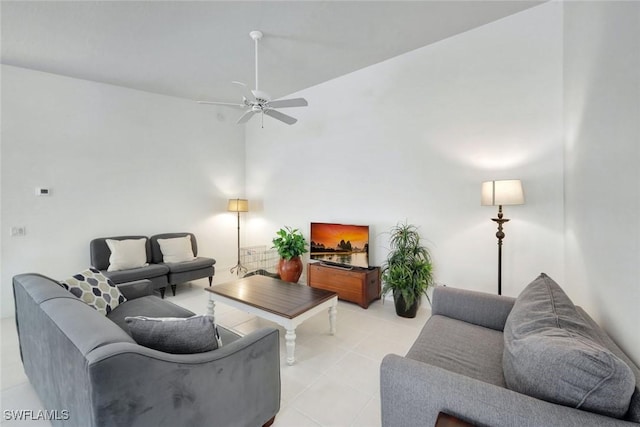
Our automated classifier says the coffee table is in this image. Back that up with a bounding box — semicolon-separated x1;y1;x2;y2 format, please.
205;274;338;365
435;413;476;427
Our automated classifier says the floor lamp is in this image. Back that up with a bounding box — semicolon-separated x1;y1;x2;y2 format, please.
228;198;249;276
481;180;524;295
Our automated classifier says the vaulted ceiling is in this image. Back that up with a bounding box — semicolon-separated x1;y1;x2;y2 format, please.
1;1;545;103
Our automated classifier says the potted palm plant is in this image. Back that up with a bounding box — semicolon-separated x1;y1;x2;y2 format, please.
381;222;434;318
272;226;308;283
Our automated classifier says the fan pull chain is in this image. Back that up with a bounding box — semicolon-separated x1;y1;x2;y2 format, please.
261;111;264;129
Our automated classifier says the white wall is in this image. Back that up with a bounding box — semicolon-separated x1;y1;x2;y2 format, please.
245;2;565;297
563;1;640;364
1;65;246;317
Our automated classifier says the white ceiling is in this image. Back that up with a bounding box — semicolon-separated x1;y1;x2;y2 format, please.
1;1;545;103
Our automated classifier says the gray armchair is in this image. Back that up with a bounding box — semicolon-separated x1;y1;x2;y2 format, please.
150;232;215;296
90;233;216;298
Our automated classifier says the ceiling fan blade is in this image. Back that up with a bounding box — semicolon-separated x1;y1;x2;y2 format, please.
264;109;297;125
267;98;308;109
232;81;255;101
197;101;246;109
237;110;257;124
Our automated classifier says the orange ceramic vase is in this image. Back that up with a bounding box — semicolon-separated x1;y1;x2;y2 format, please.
278;257;303;283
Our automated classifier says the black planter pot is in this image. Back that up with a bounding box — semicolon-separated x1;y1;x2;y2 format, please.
393;291;420;318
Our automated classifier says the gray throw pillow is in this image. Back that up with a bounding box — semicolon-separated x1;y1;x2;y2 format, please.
503;273;635;418
125;314;222;354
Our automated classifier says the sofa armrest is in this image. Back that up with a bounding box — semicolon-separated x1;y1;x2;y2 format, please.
380;354;635;427
431;286;515;331
115;280;154;300
86;327;280;427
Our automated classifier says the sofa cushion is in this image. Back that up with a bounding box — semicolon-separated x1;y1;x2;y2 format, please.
503;273;635;418
125;314;222;354
107;294;195;332
105;238;149;272
165;257;216;273
60;268;127;315
103;263;169;284
407;314;506;387
157;235;196;263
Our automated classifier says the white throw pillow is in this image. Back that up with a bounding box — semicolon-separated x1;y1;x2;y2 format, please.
158;235;196;263
106;238;149;272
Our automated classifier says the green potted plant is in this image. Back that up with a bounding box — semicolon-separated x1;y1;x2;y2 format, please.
381;222;434;318
272;226;308;283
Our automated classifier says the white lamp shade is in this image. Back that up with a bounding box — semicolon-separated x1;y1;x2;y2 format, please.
227;198;249;212
481;180;524;206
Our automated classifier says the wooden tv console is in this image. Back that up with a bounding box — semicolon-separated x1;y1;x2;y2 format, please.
307;262;381;309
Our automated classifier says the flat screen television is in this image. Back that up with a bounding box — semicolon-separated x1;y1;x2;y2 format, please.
310;222;369;269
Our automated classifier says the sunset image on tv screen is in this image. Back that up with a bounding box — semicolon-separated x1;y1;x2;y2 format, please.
310;223;369;268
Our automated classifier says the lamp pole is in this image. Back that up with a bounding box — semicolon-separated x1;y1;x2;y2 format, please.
481;180;524;296
228;199;248;276
491;205;510;296
230;210;247;275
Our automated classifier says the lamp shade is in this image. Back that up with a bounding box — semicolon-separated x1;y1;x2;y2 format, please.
481;180;524;206
227;198;249;212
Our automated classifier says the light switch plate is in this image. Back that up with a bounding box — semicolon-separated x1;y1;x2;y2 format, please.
10;227;26;237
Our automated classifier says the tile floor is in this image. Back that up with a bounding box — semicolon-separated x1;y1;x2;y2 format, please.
0;278;431;426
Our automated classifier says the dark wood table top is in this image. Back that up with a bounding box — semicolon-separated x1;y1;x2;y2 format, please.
435;412;476;427
205;275;337;319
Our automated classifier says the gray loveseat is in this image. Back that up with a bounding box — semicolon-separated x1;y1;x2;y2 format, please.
90;232;215;298
13;273;280;427
381;278;640;426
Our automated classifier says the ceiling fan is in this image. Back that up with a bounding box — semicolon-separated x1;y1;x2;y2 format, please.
198;30;308;126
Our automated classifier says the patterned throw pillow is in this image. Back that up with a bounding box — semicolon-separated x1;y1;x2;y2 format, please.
61;267;127;315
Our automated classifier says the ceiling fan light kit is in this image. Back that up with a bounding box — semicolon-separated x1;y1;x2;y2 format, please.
198;30;308;127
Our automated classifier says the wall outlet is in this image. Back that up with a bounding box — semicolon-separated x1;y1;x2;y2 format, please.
10;227;26;237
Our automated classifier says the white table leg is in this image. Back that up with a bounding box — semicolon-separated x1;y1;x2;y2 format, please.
285;328;297;365
207;297;215;323
329;304;337;335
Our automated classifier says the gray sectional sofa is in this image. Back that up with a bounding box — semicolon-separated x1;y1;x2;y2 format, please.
381;275;640;427
13;273;280;427
90;232;215;298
